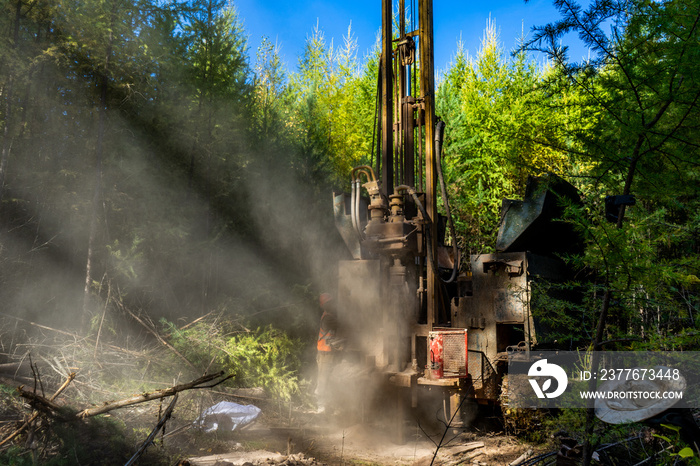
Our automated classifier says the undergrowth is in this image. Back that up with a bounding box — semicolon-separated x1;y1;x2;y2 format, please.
537;409;700;465
160;316;303;401
0;310;307;465
0;395;169;466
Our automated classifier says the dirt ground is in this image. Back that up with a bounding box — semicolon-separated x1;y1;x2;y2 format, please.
0;373;538;465
180;410;536;466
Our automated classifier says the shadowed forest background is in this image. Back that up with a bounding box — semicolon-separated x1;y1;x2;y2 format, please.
0;0;699;462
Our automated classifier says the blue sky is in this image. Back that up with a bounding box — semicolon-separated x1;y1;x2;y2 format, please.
234;0;589;76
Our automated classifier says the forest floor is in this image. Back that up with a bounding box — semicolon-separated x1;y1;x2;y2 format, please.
0;316;544;466
170;402;534;466
177;409;537;466
0;372;541;466
2;371;693;466
2;317;691;465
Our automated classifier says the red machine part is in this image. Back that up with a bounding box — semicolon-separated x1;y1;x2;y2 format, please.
429;329;468;379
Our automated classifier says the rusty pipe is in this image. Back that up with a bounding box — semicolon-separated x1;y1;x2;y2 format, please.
352;165;377;182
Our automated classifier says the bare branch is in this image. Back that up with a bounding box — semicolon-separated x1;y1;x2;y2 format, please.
77;371;231;418
0;372;76;449
124;393;178;466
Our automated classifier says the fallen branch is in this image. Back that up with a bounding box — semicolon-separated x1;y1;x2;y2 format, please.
1;371;232;450
0;372;76;449
0;312;146;359
0;359;34;386
115;297;197;371
77;371;232;418
447;442;484;456
509;449;533;466
17;388;65;415
208;387;267;401
162;423;192;439
0;312;82;340
179;311;215;330
124;393;178;466
0;361;31;375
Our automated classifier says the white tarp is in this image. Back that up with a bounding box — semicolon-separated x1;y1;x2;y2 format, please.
194;401;261;433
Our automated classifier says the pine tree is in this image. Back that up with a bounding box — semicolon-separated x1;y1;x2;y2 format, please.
436;20;571;254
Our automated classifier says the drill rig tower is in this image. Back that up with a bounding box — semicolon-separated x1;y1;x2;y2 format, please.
332;0;585;442
332;0;468;436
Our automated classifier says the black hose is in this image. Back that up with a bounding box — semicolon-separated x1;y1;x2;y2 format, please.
394;184;438;278
434;120;459;284
374;58;382;178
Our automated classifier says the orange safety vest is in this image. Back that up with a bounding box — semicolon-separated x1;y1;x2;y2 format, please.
317;312;334;352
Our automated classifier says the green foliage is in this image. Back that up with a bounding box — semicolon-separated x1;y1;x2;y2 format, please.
436;22;571;254
107;236;144;281
528;188;700;350
251;37;288;147
513;0;700;351
288;22;376;190
542;409;649;453
223;326;301;400
161;318;302;401
0;446;35;466
529;279;593;347
653;424;698;464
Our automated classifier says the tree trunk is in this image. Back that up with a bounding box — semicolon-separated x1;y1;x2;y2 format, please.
582;134;644;465
83;6;115;320
0;0;23;203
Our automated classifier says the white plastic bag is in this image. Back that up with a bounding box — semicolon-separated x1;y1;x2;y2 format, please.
194;401;261;433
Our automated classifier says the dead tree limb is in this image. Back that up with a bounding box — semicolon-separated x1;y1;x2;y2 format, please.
17;388;65;415
0;372;76;449
0;359;34;386
0;312;146;359
0;312;83;340
94;280;111;358
28;354;44;398
114;297;197;372
1;371;231;451
0;361;31;375
124;393;178;466
77;372;232;418
179;311;215;330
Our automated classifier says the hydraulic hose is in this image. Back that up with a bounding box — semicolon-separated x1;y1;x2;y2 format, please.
394;185;438;277
434;120;459;283
350;180;359;238
352;180;363;240
352;180;365;240
350;166;375;240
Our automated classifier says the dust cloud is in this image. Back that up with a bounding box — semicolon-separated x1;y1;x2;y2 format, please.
0;13;457;462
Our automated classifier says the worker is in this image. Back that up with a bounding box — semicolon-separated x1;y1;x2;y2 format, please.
315;292;340;414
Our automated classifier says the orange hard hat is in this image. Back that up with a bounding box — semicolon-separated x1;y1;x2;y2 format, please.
319;293;333;307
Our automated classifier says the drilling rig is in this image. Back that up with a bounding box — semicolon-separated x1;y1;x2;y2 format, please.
331;0;581;437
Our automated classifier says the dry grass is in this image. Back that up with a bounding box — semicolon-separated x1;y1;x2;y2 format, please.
0;313;278;465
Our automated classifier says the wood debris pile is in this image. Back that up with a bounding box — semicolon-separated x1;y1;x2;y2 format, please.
0;369;233;463
258;452;325;465
0;314;257;465
179;452;326;466
439;441;486;465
